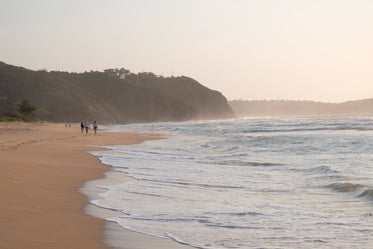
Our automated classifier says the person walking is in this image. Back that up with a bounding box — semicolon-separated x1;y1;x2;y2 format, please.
85;120;89;134
93;120;98;135
80;122;84;134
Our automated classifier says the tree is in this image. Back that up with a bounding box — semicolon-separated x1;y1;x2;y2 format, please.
0;103;6;116
18;99;36;117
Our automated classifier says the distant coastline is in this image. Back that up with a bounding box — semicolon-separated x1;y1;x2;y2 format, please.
229;99;373;117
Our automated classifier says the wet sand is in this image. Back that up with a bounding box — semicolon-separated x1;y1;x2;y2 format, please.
0;122;191;249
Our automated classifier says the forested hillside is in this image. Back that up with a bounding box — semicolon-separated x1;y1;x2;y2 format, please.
0;62;234;123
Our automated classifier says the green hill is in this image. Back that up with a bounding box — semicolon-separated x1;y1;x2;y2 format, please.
0;62;234;123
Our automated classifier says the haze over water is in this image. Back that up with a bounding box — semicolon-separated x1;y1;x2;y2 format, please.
87;116;373;249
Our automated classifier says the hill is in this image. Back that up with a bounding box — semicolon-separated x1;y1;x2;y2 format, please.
0;62;234;123
229;99;373;117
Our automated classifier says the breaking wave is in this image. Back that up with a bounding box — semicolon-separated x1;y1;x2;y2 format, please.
326;183;364;193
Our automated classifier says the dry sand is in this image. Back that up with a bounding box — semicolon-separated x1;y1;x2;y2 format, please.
0;122;191;249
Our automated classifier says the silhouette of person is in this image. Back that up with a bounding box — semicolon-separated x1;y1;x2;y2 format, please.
93;120;98;135
85;120;89;134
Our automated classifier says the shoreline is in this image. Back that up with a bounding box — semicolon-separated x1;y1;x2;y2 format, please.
81;162;194;249
0;122;191;249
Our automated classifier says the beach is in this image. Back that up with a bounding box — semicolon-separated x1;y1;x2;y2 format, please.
0;122;191;249
4;118;373;249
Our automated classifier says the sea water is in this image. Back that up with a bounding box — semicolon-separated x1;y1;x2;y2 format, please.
88;116;373;249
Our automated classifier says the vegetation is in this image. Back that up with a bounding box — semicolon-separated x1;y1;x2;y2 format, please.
0;97;37;122
0;116;23;122
18;99;36;117
0;62;234;123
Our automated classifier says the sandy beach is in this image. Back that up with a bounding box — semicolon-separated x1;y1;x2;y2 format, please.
0;122;191;249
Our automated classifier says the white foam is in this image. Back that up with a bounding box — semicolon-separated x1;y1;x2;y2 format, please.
85;116;373;248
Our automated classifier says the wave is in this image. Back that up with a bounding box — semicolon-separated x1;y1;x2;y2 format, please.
214;160;283;167
241;125;373;134
306;166;339;174
242;127;327;133
226;145;240;151
121;190;165;198
230;212;263;216
165;233;205;249
142;179;244;190
90;200;130;214
205;224;262;230
326;183;364;193
358;189;373;201
120;216;208;223
203;211;264;217
326;183;373;202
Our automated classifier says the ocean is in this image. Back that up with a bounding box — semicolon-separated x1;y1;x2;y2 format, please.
84;116;373;249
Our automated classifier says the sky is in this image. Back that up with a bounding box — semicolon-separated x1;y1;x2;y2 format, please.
1;0;373;102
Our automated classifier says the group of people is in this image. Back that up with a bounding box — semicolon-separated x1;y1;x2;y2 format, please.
80;120;98;135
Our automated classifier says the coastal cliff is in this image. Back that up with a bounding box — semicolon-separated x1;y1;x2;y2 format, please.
0;62;234;123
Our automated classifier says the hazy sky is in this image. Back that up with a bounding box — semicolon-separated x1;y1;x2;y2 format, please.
1;0;373;102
